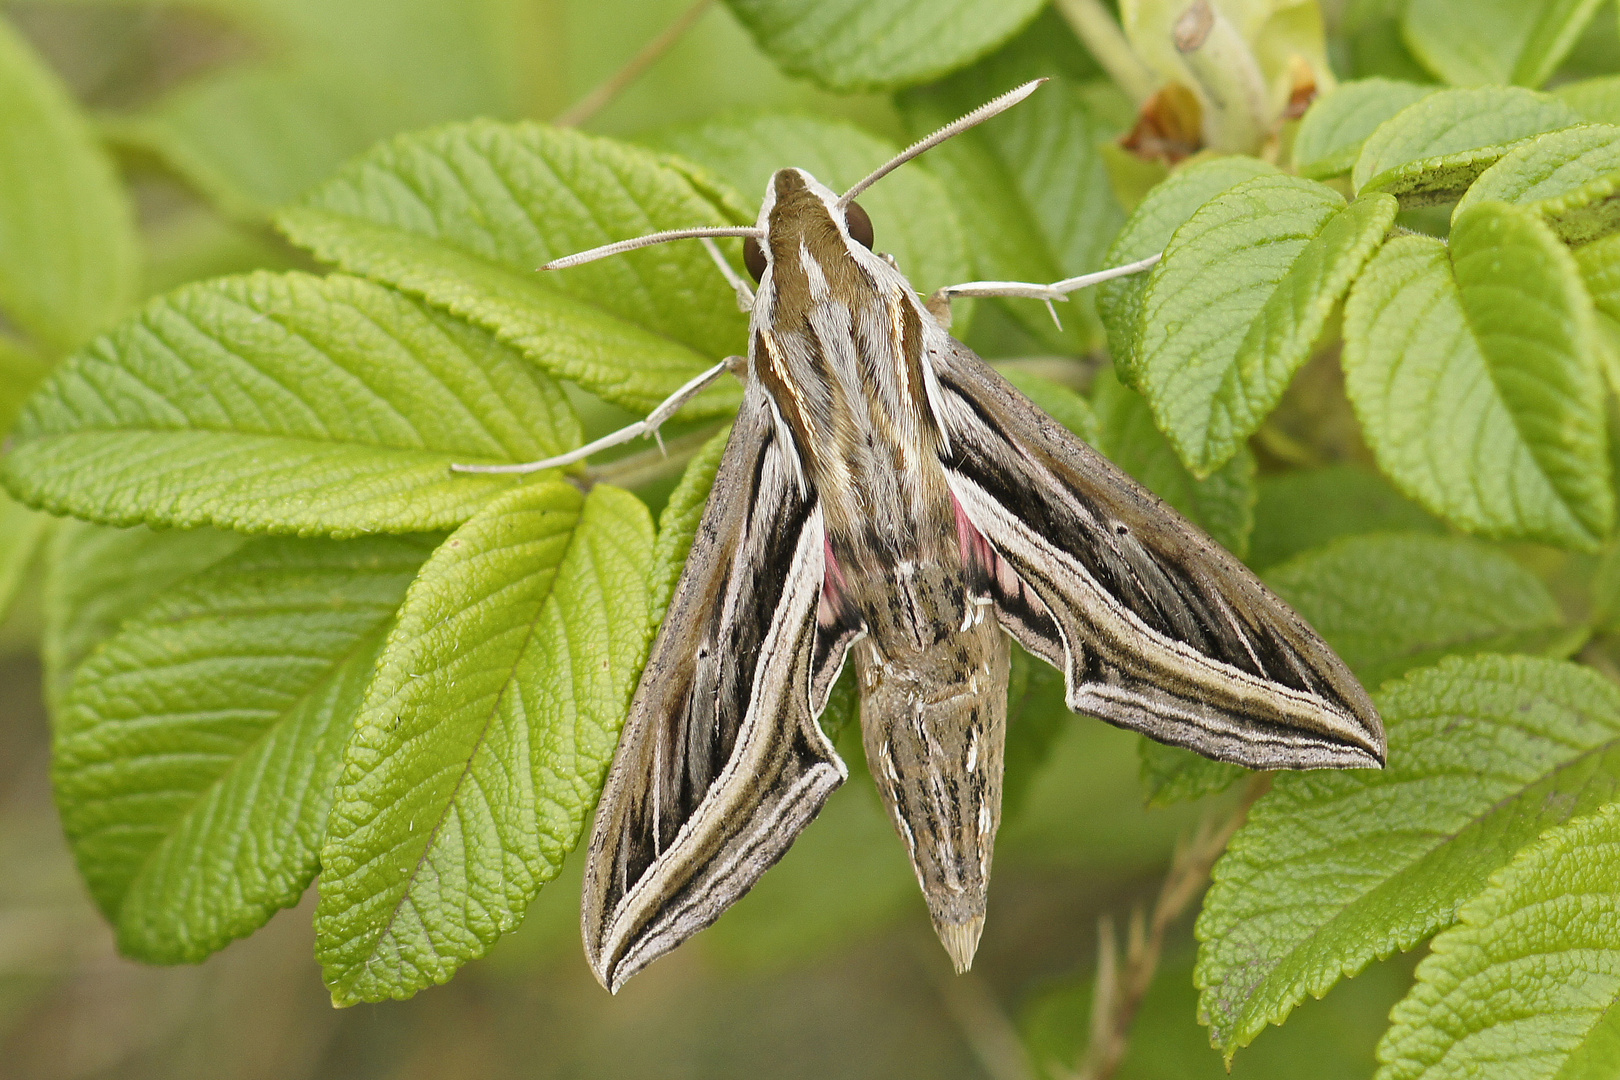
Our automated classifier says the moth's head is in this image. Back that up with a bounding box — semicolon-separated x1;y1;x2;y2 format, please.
743;168;874;283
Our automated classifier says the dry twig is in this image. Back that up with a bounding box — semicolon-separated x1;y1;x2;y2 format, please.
553;0;714;128
1062;772;1272;1080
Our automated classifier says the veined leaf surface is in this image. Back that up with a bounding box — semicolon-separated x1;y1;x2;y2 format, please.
317;482;654;1004
721;0;1045;92
1457;124;1620;245
1135;177;1396;476
1353;87;1581;203
1198;656;1620;1057
1293;79;1436;180
1264;533;1578;689
1376;800;1620;1080
54;536;430;961
43;522;249;708
1097;157;1279;385
3;273;580;537
1091;370;1255;558
1342;206;1611;550
279;122;748;417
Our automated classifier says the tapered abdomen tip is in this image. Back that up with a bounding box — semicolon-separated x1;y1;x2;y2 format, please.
937;916;986;973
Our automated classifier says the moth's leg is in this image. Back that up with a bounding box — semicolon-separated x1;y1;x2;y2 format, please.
451;356;743;475
701;236;755;312
927;253;1163;328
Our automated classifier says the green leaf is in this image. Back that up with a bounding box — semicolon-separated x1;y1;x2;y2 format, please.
1091;370;1255;558
720;0;1045;92
0;16;137;353
648;424;730;623
1457;124;1620;245
896;17;1129;350
1249;465;1442;571
0;334;49;434
1263;533;1578;689
1292;78;1436;180
0;490;49;628
1579;231;1620;325
277;122;747;418
316;481;654;1004
1401;0;1606;89
1352;87;1582;204
1591;537;1620;635
1595;306;1620;400
1196;655;1620;1057
106;0;525;219
818;663;859;746
1376;800;1620;1080
3;272;580;537
1097;157;1278;385
640;110;971;298
1342;207;1612;550
1558;75;1620;125
43;522;249;709
1137;739;1247;808
53;535;430;960
1459;124;1620;209
998;369;1100;447
1344;11;1438;85
1135;178;1397;476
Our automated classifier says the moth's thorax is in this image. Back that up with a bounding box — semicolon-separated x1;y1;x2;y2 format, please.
749;168;956;572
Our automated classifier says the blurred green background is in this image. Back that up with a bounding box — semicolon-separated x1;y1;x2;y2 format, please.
0;644;1417;1079
0;0;1429;1076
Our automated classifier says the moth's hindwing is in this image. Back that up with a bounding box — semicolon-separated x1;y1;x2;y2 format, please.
580;381;851;993
930;341;1385;770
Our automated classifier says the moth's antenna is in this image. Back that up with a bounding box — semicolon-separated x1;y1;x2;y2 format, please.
837;79;1046;208
541;226;762;271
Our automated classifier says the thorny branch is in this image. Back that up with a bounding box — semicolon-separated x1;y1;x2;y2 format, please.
553;0;715;128
1061;772;1272;1080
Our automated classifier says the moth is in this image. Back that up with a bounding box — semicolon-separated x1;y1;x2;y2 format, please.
459;80;1385;993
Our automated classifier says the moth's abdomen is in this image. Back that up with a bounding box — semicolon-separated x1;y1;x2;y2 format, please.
853;608;1010;973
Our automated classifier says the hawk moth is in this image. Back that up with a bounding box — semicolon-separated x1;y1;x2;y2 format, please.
460;81;1384;992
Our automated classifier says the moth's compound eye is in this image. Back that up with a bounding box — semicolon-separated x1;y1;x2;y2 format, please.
743;236;767;281
845;200;874;249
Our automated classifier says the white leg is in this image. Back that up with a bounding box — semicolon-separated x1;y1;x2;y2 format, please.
930;253;1162;305
452;357;741;475
701;236;754;312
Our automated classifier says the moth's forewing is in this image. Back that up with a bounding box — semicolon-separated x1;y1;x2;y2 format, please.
928;341;1385;769
580;381;849;993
